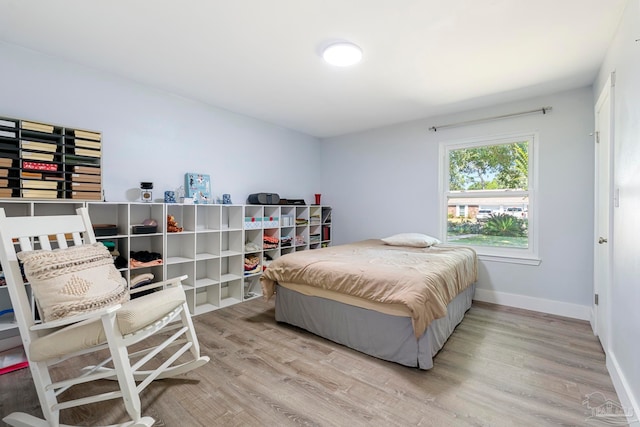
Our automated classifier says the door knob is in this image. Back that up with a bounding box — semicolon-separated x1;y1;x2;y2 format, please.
598;237;608;244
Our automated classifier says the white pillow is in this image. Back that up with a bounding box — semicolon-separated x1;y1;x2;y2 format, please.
18;243;129;322
381;233;441;248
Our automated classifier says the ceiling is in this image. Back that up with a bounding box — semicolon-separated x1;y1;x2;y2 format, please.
0;1;628;138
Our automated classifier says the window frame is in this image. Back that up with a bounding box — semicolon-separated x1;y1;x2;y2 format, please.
438;132;540;265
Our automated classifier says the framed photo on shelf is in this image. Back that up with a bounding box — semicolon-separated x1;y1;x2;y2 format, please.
184;173;211;204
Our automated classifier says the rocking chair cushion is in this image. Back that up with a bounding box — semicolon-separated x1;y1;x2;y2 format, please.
116;285;187;335
18;243;129;322
29;285;187;361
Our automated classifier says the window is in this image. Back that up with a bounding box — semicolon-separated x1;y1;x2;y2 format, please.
456;205;468;218
440;133;538;264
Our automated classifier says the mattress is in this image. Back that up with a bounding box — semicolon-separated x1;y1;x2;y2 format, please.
262;239;478;337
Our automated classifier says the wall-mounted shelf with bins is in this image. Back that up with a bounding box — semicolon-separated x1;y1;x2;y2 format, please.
0;116;102;201
0;200;332;347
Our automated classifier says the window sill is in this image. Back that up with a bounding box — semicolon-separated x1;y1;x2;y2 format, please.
477;253;541;266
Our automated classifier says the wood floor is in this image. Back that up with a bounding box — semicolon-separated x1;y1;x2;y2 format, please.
0;299;624;427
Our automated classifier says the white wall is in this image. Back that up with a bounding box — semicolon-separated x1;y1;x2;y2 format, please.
321;87;595;315
594;0;640;422
0;42;321;204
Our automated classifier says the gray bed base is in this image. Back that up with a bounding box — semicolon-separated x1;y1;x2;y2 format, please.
275;282;476;370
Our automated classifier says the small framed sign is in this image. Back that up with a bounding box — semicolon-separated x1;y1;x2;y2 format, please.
184;173;211;204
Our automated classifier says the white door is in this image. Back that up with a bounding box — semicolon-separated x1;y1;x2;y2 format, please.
593;75;613;351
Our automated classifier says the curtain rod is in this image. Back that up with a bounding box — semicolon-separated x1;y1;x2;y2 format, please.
428;106;552;132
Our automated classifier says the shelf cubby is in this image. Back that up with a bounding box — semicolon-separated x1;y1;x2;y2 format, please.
220;279;243;308
196;204;221;231
195;259;220;289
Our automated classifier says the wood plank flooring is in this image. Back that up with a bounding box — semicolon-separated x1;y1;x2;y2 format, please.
0;300;624;426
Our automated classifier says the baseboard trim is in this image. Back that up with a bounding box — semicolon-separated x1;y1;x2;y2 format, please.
607;351;640;426
473;288;591;320
590;307;596;334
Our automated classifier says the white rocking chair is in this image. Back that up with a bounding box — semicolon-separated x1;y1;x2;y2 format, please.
0;208;209;426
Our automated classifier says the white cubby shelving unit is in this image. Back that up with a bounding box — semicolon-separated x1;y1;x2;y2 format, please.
0;200;332;341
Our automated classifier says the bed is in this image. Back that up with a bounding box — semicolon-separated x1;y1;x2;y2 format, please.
260;238;477;369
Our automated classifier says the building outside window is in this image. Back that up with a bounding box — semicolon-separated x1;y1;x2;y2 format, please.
440;132;538;263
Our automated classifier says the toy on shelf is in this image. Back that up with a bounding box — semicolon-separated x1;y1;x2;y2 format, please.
167;215;183;233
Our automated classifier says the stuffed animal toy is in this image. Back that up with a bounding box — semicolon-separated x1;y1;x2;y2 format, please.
167;215;183;233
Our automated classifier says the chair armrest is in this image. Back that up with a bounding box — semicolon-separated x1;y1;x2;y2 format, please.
130;275;187;296
29;304;121;331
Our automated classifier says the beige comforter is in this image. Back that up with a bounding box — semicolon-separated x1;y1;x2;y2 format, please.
260;239;477;337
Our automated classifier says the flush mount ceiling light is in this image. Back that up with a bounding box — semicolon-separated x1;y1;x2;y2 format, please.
322;42;363;67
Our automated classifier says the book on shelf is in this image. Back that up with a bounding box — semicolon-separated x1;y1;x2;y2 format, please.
21;180;59;190
20;140;57;153
74;148;101;157
21;171;42;179
71;191;102;200
0;142;18;152
0;157;13;167
0;169;8;178
22;161;57;171
74;138;101;149
0;179;7;187
21;121;54;133
0;119;16;128
21;151;54;162
71;182;101;191
73;130;101;141
0;188;13;197
65;155;99;166
44;174;65;181
21;189;58;199
71;173;101;183
73;165;101;175
0;130;16;138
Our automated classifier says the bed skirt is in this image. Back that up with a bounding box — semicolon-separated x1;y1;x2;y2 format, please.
275;282;475;370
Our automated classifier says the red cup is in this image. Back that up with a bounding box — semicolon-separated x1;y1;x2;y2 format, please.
314;193;321;205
